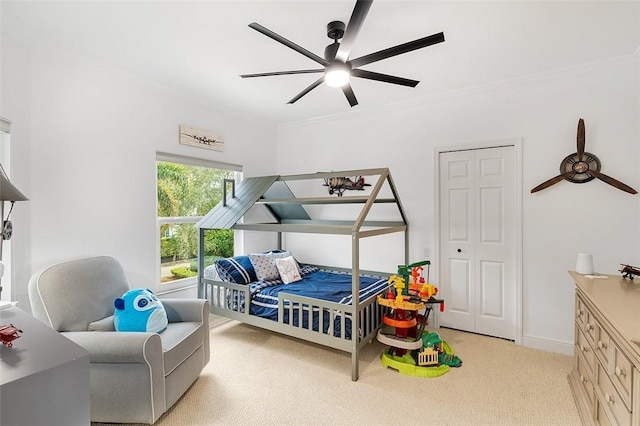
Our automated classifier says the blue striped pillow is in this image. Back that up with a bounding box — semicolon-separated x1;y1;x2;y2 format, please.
214;256;258;284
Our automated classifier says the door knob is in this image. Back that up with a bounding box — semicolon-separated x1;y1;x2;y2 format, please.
457;249;462;253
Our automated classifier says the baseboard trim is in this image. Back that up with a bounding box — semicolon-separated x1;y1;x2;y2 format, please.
522;334;574;356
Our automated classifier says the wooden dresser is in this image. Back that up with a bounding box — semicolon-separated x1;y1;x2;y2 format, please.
568;271;640;425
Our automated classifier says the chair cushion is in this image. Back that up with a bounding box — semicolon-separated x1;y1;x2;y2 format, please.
161;321;205;375
29;256;131;331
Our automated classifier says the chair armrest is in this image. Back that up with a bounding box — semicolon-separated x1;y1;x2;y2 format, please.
162;298;210;323
63;331;162;364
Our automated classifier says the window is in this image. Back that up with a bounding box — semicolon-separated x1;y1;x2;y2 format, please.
156;153;241;288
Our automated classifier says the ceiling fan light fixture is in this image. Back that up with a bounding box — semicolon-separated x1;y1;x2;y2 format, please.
324;64;350;87
242;1;445;106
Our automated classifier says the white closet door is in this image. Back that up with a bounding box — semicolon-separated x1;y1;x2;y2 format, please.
438;146;516;340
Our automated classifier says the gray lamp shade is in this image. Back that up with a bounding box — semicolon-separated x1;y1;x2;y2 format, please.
0;173;28;201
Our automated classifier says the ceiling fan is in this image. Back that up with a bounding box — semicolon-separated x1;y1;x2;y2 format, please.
530;118;637;194
240;0;445;107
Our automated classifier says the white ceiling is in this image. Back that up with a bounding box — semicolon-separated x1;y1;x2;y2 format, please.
3;1;639;126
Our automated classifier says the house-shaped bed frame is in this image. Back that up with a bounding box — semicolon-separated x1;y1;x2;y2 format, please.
196;168;409;380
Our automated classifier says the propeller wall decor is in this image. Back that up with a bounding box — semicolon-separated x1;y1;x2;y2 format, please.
531;118;637;194
240;0;444;107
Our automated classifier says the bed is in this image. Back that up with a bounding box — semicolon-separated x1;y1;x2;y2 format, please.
197;168;409;381
205;254;389;336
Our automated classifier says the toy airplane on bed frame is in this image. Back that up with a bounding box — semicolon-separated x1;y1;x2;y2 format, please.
323;176;370;196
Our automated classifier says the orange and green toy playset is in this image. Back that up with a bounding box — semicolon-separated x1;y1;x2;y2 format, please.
376;260;462;377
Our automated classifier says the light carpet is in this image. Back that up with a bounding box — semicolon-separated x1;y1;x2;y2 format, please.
97;317;581;425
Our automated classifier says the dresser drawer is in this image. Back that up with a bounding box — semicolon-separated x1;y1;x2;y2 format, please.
596;362;631;426
576;294;588;329
576;351;595;407
584;314;597;346
576;325;596;378
610;341;633;409
594;321;610;367
595;398;613;426
576;293;597;345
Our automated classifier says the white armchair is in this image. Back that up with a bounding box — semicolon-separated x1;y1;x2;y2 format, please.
28;256;210;424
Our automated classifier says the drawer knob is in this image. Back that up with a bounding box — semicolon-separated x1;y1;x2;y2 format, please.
585;323;594;331
576;309;584;318
615;366;626;378
605;393;615;404
597;341;607;350
580;375;587;383
581;346;589;353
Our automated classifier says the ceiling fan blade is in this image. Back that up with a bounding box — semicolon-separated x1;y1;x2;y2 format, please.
287;77;324;104
350;32;445;68
249;23;329;67
590;170;638;194
335;0;373;62
342;83;358;107
530;173;572;193
240;69;324;78
351;69;419;87
577;118;585;161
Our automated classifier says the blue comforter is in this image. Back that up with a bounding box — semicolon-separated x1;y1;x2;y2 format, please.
248;267;388;338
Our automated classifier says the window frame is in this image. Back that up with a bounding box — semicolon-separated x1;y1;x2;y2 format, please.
155;152;242;294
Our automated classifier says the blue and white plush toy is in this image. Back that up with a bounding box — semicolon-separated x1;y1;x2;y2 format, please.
114;288;168;333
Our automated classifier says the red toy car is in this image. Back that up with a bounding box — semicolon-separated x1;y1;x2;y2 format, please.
0;323;22;347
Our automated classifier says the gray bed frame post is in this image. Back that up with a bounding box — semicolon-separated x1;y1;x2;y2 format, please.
197;228;206;299
351;232;360;381
405;226;409;265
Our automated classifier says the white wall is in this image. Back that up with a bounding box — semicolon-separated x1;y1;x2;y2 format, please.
276;53;640;354
1;30;32;308
1;34;278;308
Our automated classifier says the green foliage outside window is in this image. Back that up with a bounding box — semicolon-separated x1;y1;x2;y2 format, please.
170;266;197;279
160;228;233;262
157;161;236;282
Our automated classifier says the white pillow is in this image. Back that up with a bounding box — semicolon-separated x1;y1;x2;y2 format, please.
275;256;302;284
249;251;292;281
